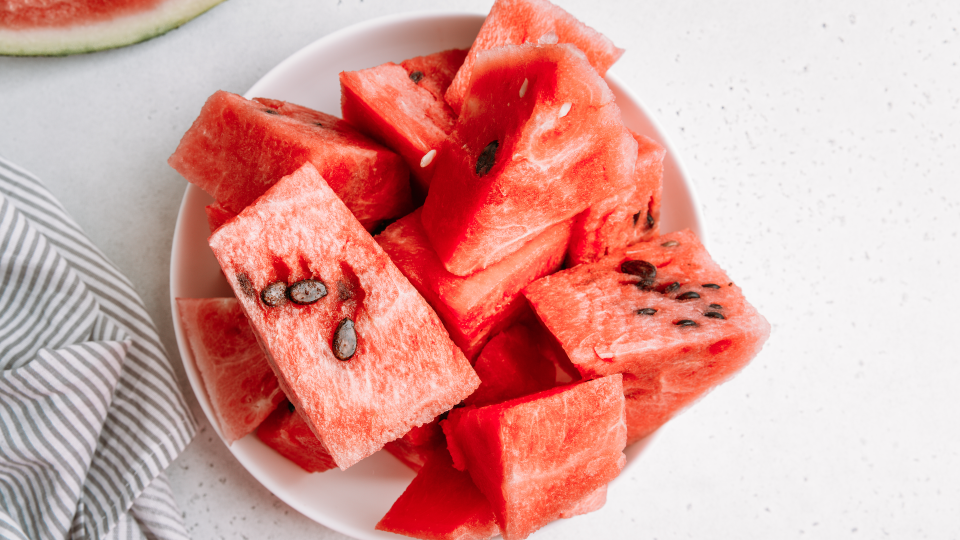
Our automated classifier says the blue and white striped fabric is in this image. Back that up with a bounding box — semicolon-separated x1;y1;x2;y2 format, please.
0;156;197;540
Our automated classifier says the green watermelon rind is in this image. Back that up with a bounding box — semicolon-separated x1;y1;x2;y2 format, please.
0;0;227;57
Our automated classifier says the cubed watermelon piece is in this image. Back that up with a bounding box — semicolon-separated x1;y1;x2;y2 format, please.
168;90;413;231
256;400;336;474
422;42;638;276
567;131;666;266
383;416;446;472
340;49;466;196
376;208;571;361
524;229;771;434
445;0;624;115
176;297;283;443
209;163;480;469
376;449;500;540
443;375;626;540
462;319;560;408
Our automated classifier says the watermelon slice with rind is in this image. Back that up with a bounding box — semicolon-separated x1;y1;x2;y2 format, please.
376;207;571;361
175;297;283;443
0;0;226;56
168;90;413;231
524;229;770;435
421;42;638;276
444;0;624;115
443;375;626;540
208;162;480;469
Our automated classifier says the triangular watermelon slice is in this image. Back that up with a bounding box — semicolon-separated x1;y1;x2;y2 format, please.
445;0;624;115
421;42;638;276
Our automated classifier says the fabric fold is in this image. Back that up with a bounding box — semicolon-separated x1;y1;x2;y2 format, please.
0;156;196;540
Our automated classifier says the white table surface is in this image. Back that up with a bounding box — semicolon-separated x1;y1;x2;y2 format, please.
2;0;959;538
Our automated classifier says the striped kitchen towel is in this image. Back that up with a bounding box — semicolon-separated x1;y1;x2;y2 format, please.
0;156;197;540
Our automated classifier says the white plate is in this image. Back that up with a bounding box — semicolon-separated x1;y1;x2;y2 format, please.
169;11;704;540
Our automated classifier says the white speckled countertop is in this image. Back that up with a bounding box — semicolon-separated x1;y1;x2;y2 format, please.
2;0;958;538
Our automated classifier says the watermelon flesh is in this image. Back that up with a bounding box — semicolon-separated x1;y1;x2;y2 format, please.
421;42;638;276
168;90;412;231
376;208;571;360
340;49;466;196
175;297;284;443
256;400;337;474
208;163;480;469
444;0;624;115
558;485;607;519
383;416;446;472
204;202;236;234
443;375;626;540
523;229;771;435
567;131;665;266
462;319;561;408
376;449;500;540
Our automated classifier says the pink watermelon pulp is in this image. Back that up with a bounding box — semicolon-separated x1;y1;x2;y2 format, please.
376;208;571;361
421;42;638;276
444;0;624;115
443;375;626;540
524;229;771;438
168;90;413;231
176;297;283;443
208;163;480;469
256;400;337;474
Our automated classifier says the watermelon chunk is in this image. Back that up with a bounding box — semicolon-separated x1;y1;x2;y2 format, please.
462;319;560;408
256;400;337;474
443;375;626;540
168;90;413;231
175;297;283;443
558;485;607;519
523;229;771;434
376;208;571;360
204;202;236;235
421;42;638;276
208;163;480;469
340;49;466;196
567;131;666;266
445;0;624;115
376;449;500;540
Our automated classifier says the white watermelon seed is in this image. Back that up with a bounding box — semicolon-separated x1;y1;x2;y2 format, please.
539;31;559;45
519;78;529;98
559;102;572;117
420;149;437;168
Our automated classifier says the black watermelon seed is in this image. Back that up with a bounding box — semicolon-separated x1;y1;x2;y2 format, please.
264;108;279;115
661;240;679;247
409;70;424;84
476;140;499;176
636;308;657;315
676;291;701;300
314;122;323;128
709;303;723;310
705;312;726;319
664;282;680;294
236;273;256;298
702;283;721;289
674;319;698;327
646;212;655;230
287;401;296;413
261;281;288;307
632;211;641;226
287;279;327;305
620;260;657;289
333;318;357;360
